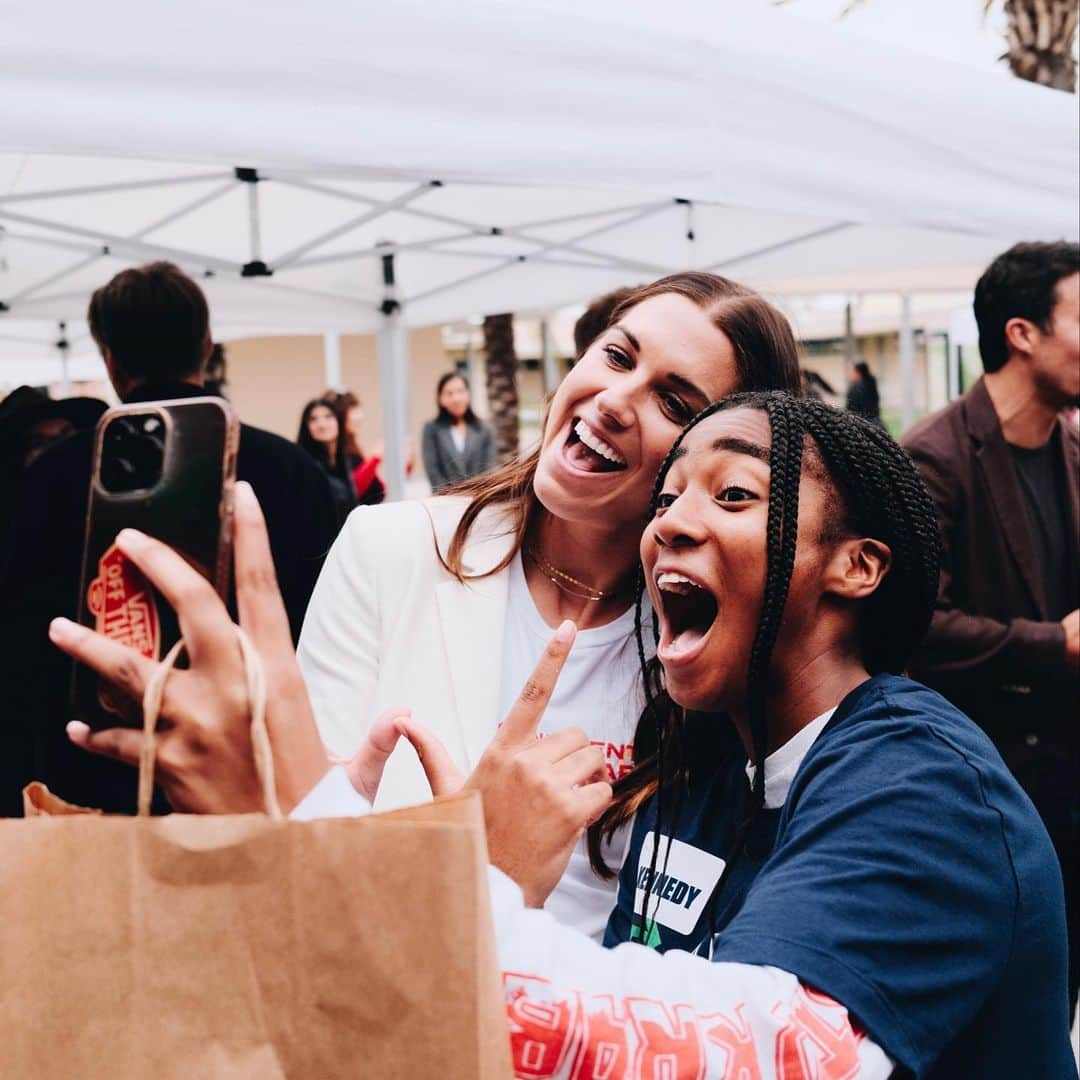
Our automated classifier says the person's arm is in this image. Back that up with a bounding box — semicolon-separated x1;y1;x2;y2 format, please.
905;439;1069;683
351;455;382;502
421;422;447;492
295;505;384;759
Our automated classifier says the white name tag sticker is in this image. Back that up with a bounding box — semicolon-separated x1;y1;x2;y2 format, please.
633;832;725;937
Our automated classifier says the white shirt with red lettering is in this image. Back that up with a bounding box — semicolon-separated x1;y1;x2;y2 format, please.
498;551;651;941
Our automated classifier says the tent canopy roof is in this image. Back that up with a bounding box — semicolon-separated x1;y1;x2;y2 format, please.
2;0;1077;345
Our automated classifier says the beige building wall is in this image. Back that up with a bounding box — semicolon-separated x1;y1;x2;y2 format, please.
222;326;452;483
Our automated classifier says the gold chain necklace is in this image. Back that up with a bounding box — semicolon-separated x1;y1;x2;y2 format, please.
526;547;618;602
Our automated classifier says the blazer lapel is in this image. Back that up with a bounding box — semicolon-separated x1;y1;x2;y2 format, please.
435;510;513;767
968;379;1045;614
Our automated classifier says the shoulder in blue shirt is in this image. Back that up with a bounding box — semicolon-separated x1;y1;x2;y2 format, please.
604;674;1073;1079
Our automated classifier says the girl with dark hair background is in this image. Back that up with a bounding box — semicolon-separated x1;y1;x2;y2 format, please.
296;398;355;526
420;371;495;492
324;391;386;506
60;395;1072;1077
846;360;884;425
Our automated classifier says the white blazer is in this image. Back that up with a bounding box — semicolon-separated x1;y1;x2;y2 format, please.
297;495;516;810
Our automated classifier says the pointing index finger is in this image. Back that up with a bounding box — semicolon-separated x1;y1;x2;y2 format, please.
499;620;576;746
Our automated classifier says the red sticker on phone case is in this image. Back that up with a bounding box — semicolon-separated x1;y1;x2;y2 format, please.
87;543;161;661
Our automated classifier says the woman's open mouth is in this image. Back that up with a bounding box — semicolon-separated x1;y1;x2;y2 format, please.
562;418;628;474
654;571;719;667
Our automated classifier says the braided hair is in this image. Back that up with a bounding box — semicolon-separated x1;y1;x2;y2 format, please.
586;392;942;944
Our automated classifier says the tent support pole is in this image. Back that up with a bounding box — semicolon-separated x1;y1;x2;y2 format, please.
323;332;343;391
899;293;915;432
541;318;560;394
376;252;410;501
57;322;71;397
948;339;962;402
844;300;856;368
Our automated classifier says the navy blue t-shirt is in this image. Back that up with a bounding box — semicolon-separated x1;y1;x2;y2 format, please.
604;675;1074;1079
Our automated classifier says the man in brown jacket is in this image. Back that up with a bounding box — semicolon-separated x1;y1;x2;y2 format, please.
904;240;1079;1012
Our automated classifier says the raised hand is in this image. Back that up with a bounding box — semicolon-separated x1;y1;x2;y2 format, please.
53;482;333;814
403;621;614;908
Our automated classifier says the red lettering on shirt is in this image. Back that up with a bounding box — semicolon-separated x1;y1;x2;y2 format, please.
705;1005;764;1080
570;994;631;1080
506;975;578;1077
627;999;705;1079
503;974;873;1080
774;987;863;1079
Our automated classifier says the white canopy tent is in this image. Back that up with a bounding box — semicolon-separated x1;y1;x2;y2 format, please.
2;0;1077;494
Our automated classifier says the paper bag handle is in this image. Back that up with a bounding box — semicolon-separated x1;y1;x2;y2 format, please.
137;627;283;819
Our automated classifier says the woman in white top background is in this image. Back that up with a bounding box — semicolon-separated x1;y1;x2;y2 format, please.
296;271;801;937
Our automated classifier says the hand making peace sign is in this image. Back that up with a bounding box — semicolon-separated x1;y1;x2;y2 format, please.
387;624;614;908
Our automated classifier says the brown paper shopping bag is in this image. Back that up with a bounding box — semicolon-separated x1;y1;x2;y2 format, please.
0;636;511;1079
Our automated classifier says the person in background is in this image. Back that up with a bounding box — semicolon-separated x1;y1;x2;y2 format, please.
420;371;495;492
0;261;337;816
297;398;356;524
903;240;1080;1015
325;390;385;506
845;360;883;425
0;386;107;588
573;286;637;357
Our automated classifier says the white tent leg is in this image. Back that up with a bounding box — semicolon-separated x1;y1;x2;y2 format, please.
323;332;343;391
377;306;410;502
947;339;961;402
898;293;915;432
541;318;560;394
844;300;856;368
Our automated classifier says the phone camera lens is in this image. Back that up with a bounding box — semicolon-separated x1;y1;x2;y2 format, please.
100;413;166;494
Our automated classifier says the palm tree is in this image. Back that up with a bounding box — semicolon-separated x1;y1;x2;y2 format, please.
997;0;1077;92
482;313;520;460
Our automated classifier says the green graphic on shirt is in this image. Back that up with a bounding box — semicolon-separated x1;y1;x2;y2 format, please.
630;918;662;950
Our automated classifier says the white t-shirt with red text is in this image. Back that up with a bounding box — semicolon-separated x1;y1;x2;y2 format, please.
497;551;652;941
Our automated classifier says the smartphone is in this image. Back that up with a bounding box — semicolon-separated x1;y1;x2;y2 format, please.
72;397;240;729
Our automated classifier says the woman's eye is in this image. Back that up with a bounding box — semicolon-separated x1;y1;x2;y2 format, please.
654;493;677;512
658;392;693;424
716;486;756;504
603;345;632;370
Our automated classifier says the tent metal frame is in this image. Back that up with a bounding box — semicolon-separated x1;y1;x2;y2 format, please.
0;165;926;497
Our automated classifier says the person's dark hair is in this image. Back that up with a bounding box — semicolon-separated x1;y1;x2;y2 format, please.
973;241;1080;374
850;361;880;415
438;272;803;583
88;261;210;381
587;393;942;918
574;286;638;356
297;397;351;481
324;390;365;458
435;371;480;427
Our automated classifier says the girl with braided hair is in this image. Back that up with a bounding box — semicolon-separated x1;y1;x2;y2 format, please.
59;396;1072;1077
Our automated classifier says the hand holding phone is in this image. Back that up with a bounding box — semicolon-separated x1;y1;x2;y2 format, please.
72;397;239;729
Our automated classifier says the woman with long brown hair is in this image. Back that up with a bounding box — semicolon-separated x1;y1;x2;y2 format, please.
296;398;356;525
296;272;801;937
